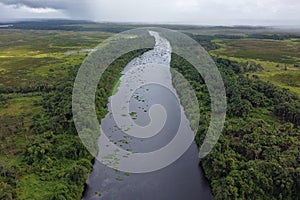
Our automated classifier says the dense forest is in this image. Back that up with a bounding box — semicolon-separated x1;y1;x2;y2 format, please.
0;23;299;199
0;49;147;199
171;53;300;200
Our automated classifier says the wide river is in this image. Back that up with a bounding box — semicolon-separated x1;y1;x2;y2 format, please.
82;31;213;200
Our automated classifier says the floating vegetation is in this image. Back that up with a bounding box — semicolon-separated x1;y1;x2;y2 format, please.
94;192;102;197
129;111;137;116
124;173;130;177
118;139;129;144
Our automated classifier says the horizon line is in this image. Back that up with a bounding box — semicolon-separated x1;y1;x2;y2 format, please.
0;18;300;28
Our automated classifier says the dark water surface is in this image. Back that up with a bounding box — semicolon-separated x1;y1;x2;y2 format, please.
82;31;213;200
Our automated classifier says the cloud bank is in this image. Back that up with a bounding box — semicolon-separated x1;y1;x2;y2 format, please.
0;0;299;25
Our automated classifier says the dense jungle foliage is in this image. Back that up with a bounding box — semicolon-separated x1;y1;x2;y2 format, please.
0;49;147;199
171;54;300;200
1;22;300;199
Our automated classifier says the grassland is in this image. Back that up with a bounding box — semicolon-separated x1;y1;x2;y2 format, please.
0;29;111;154
210;38;300;96
1;22;300;199
0;30;111;88
0;29;112;199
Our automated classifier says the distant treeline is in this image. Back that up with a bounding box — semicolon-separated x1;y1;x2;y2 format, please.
188;33;300;42
0;20;275;33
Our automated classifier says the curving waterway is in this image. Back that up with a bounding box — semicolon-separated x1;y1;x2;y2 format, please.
82;31;213;200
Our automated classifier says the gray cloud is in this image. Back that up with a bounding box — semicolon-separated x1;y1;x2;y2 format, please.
0;0;92;20
0;0;299;25
0;0;68;9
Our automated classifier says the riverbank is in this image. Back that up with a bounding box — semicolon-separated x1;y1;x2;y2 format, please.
82;32;213;200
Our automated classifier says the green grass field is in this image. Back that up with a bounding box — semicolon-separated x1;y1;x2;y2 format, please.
210;38;300;96
0;30;111;88
0;28;111;158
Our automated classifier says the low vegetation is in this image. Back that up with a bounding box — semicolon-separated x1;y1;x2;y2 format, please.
1;22;300;199
209;37;300;96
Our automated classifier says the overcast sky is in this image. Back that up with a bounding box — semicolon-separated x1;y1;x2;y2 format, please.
0;0;299;25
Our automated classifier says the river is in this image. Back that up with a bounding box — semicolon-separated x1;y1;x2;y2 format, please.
82;31;213;200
